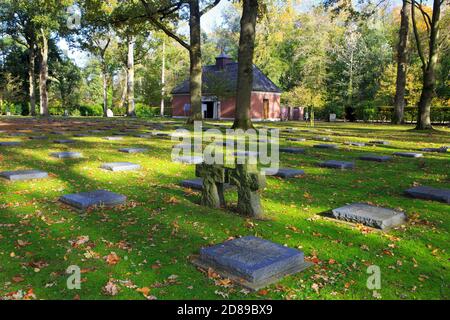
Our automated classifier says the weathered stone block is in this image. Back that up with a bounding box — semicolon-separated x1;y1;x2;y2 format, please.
192;236;312;290
332;203;407;230
59;190;126;210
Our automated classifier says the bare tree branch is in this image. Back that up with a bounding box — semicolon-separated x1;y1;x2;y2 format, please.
200;0;221;16
140;0;190;50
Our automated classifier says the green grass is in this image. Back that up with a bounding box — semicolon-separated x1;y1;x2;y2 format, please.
0;118;449;300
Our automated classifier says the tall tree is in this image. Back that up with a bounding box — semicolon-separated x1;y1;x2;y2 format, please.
411;0;444;130
232;0;259;130
33;0;73;116
0;1;38;116
392;0;410;124
75;2;115;117
140;0;221;123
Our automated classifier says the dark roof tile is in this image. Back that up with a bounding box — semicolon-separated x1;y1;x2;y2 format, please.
171;63;281;95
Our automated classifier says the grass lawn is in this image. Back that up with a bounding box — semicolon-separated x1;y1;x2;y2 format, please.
0;118;449;300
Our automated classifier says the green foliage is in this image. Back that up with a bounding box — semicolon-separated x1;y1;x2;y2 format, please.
78;104;103;116
135;103;158;118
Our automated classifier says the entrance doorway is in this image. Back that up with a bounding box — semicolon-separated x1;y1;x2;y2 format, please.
202;99;218;119
263;99;269;119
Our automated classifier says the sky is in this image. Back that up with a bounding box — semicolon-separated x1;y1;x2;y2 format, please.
60;1;233;67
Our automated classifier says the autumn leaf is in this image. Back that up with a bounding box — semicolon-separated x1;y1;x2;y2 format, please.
105;252;120;265
103;280;120;296
257;289;269;296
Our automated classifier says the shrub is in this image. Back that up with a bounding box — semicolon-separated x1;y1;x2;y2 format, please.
78;104;103;116
135;103;158;118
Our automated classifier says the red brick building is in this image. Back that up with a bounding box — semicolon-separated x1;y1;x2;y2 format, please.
171;54;282;121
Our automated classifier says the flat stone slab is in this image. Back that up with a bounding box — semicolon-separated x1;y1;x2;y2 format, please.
118;148;148;154
359;154;392;162
180;178;204;190
174;155;204;164
280;147;305;154
405;186;450;204
73;134;88;137
421;147;448;153
180;178;233;191
29;136;48;140
286;137;306;142
50;152;82;159
345;142;366;147
59;190;127;210
332;203;407;230
134;134;153;138
0;170;48;181
369;140;390;145
53;139;76;144
262;168;305;178
192;236;312;290
319;160;355;169
153;132;169;137
315;136;332;141
314;144;338;149
104;136;123;141
100;162;141;172
0;141;21;146
393;152;423;158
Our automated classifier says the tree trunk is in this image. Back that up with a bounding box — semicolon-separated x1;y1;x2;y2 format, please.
102;65;108;117
232;0;258;130
416;68;435;129
39;30;49;117
186;0;203;124
119;69;127;109
414;0;441;130
393;0;409;125
126;36;136;117
161;38;166;117
28;45;36;116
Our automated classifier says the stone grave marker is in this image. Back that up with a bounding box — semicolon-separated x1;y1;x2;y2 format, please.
29;136;48;140
404;186;450;204
314;144;338;149
100;162;141;172
174;155;204;164
54;139;76;144
180;178;204;190
51;152;82;159
0;170;48;181
421;147;448;153
104;137;123;141
359;154;392;162
286;137;306;142
279;147;305;154
192;236;312;290
331;203;407;230
345;142;366;147
262;168;305;179
319;160;354;169
59;190;126;210
0;141;21;146
370;140;390;145
393;152;423;158
195;163;229;208
118;148;148;154
229;161;266;217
